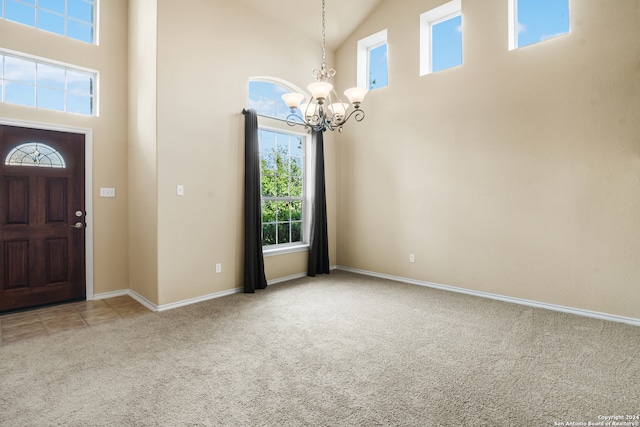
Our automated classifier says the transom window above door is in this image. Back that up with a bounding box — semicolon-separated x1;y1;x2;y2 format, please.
0;51;97;116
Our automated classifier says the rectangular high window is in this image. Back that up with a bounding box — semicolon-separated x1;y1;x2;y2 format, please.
367;42;388;90
1;0;97;44
420;0;462;76
509;0;570;50
1;50;97;116
357;29;388;91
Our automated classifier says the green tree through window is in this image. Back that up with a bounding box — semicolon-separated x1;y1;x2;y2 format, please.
249;78;309;249
259;129;304;246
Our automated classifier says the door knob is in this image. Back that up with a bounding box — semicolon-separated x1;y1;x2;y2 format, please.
69;222;84;229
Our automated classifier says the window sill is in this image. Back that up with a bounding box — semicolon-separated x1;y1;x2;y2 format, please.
263;244;309;257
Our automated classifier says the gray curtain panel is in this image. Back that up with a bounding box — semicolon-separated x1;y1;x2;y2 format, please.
308;130;330;277
242;109;267;292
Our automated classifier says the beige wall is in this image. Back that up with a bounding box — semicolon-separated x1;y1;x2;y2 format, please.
4;0;637;320
0;1;130;296
0;0;338;308
128;0;159;303
335;0;640;319
152;0;337;305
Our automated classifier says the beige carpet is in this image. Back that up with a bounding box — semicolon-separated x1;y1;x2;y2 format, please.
0;271;638;426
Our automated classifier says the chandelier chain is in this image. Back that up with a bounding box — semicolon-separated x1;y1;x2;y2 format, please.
321;0;326;65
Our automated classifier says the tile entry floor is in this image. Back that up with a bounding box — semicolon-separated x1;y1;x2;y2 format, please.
0;296;151;347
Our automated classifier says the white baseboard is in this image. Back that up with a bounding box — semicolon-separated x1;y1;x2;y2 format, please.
93;290;130;300
127;290;161;312
94;289;160;312
155;288;243;312
90;270;322;312
268;272;307;285
268;266;338;285
93;267;636;327
336;266;640;327
93;287;243;312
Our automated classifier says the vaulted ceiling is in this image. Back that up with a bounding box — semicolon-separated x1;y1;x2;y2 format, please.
232;0;385;50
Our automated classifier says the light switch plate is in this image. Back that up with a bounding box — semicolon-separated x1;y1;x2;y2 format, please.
100;187;116;198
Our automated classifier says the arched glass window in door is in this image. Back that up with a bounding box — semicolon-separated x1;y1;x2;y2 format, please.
4;142;66;168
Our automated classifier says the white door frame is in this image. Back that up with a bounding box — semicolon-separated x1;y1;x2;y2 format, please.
0;117;95;300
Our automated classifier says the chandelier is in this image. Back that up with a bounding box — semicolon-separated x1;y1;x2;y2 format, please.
282;0;368;133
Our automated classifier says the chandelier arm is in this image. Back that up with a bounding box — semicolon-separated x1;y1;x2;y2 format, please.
285;111;327;132
331;108;366;127
349;108;366;123
285;113;304;128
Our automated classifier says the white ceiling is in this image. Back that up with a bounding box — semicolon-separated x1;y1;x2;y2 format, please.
232;0;385;50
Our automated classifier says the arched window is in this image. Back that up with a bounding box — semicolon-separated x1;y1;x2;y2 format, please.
5;142;66;168
248;79;302;121
248;78;310;251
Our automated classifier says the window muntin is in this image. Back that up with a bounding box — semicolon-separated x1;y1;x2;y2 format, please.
259;129;305;247
509;0;569;50
1;0;96;44
5;142;66;168
1;51;96;116
420;0;462;76
357;29;388;91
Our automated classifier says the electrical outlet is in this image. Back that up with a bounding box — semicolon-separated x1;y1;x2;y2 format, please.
409;254;415;263
216;263;222;273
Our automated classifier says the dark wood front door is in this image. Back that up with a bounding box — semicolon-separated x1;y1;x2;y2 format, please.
0;125;86;313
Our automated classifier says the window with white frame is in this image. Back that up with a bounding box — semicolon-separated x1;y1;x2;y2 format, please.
259;128;305;247
248;79;311;250
0;0;96;44
1;50;97;116
420;0;462;76
508;0;569;50
357;29;388;90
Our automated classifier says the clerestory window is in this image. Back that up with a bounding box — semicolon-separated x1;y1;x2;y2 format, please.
0;0;97;44
420;0;462;76
509;0;570;50
357;30;388;91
